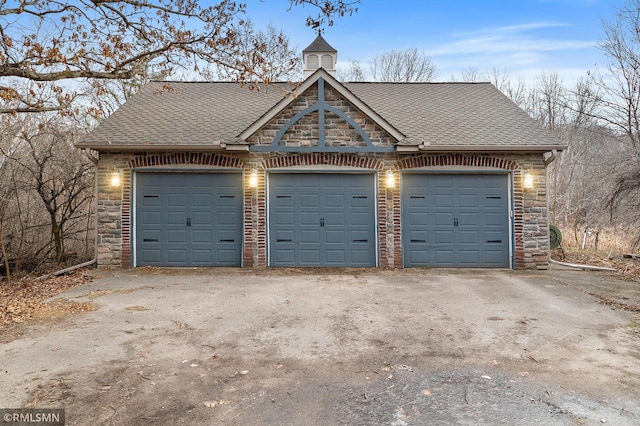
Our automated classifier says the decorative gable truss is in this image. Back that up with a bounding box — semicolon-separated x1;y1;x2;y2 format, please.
241;70;405;152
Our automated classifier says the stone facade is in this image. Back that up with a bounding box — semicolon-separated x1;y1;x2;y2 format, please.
96;150;549;270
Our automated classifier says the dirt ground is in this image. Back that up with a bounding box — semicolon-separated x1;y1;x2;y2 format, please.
1;266;640;425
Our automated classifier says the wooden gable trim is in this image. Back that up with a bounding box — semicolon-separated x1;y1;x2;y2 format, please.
239;69;406;148
251;78;394;153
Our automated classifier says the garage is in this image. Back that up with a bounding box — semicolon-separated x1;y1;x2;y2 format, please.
134;172;243;267
269;173;376;267
402;173;511;268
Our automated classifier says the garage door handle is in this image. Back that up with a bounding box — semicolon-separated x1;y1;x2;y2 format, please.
453;217;459;227
320;218;325;227
186;218;191;227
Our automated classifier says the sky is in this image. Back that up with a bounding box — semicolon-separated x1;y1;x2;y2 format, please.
244;0;628;85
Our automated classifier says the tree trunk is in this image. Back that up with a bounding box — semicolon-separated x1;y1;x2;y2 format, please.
51;217;63;264
0;220;11;283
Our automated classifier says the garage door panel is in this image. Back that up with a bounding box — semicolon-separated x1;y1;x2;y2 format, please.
485;250;506;265
167;230;187;243
269;173;375;267
300;212;320;225
300;194;319;207
459;194;479;207
350;230;370;242
192;194;211;206
135;172;242;267
275;194;294;206
325;194;344;207
166;249;187;263
460;230;479;244
142;212;161;226
275;212;295;226
403;173;510;268
274;249;295;264
301;249;321;263
349;195;370;207
217;211;239;225
409;212;427;226
434;194;453;208
167;193;186;207
141;230;161;243
483;212;504;226
326;230;345;243
301;230;320;243
167;212;185;225
142;194;161;206
459;251;480;265
275;230;294;242
192;250;212;263
435;230;453;243
216;194;238;206
217;249;240;264
140;249;161;263
192;211;211;224
408;230;427;243
434;213;452;226
326;249;346;263
434;250;454;264
193;230;212;243
407;194;427;206
410;250;428;264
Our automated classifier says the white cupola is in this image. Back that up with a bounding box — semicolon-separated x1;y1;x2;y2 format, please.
302;33;337;78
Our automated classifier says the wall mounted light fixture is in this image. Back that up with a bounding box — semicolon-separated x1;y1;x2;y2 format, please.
386;170;396;189
523;171;534;190
249;169;258;189
110;170;121;187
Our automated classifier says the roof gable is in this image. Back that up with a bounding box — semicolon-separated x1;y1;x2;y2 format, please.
239;68;405;152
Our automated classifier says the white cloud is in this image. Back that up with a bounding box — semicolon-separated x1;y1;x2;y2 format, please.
426;22;593;58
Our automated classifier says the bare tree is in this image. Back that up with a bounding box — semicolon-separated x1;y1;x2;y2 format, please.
337;60;367;82
1;116;95;265
216;23;303;83
0;0;359;116
589;0;640;246
370;48;437;82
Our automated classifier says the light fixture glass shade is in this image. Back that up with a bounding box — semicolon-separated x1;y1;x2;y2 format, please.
523;172;534;189
110;171;121;187
386;170;395;188
249;169;258;188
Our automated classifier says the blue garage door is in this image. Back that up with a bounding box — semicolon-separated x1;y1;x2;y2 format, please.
135;172;242;267
269;173;376;267
402;173;510;268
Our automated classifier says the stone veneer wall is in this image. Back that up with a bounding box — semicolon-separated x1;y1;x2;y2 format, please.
96;151;549;270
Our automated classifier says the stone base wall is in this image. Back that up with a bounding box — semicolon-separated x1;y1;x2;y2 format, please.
96;151;549;270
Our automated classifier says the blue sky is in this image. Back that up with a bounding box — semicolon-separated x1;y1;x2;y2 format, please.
246;0;627;85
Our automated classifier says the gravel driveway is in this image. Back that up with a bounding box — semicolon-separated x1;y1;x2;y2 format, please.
1;267;639;425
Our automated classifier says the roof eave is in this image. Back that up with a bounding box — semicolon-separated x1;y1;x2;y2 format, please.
75;143;249;152
399;144;568;153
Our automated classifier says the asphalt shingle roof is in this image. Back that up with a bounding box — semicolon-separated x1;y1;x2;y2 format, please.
78;80;563;151
302;34;337;53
